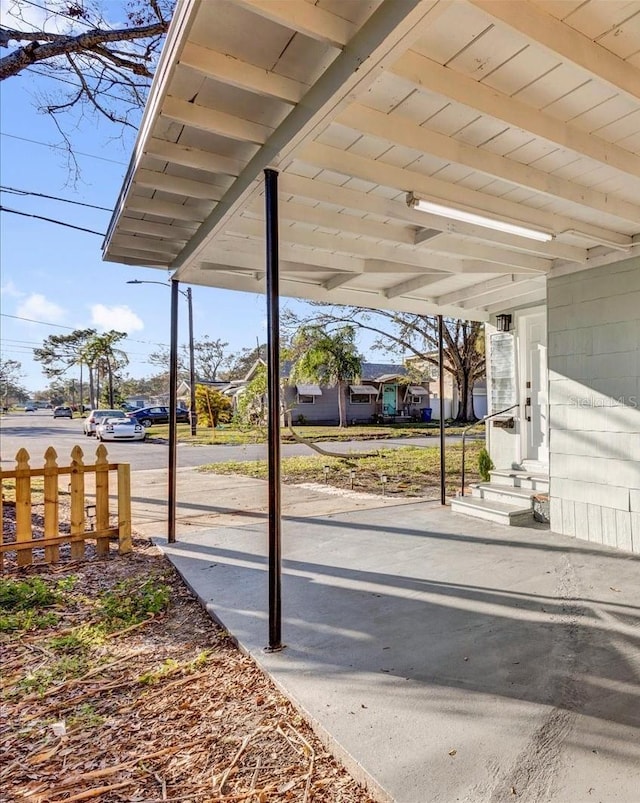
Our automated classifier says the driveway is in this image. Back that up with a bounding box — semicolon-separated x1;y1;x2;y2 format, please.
153;484;640;803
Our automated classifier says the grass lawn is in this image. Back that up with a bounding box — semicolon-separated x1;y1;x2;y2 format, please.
148;421;484;445
200;441;484;498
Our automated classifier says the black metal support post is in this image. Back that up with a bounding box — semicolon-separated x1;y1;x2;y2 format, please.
186;287;197;436
438;314;446;505
265;168;282;651
168;279;179;544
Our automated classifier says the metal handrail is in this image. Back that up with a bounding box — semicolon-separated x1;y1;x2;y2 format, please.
460;403;519;496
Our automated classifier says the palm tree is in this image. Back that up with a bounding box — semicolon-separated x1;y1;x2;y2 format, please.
289;325;361;428
83;331;129;407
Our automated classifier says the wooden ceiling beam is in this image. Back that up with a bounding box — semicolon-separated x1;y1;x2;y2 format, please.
390;50;640;180
225;214;549;271
162;96;272;144
436;274;531;306
299;141;631;256
146;138;245;177
280;173;588;262
179;43;307;104
234;0;355;48
384;274;444;299
135;169;231;201
117;217;196;240
245;198;416;245
323;273;358;290
339;103;640;224
126;197;208;222
470;0;640;104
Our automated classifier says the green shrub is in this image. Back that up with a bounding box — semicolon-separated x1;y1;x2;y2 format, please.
478;447;494;482
0;577;57;611
97;577;171;628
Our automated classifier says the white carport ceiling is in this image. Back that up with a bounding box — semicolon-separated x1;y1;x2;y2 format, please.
104;0;640;321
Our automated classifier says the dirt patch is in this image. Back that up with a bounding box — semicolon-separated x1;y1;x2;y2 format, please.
1;523;376;801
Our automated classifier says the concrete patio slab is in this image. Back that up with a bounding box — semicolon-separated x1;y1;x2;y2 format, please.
143;474;640;803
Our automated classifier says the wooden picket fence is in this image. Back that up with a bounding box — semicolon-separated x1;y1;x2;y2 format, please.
0;444;132;570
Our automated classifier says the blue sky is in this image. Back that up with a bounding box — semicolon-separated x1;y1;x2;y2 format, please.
0;70;287;392
0;5;376;393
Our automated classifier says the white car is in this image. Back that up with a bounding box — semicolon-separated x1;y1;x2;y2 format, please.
83;409;126;436
96;417;146;442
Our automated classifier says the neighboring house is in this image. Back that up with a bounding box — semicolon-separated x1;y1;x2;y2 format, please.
224;360;431;425
124;396;147;409
404;354;487;421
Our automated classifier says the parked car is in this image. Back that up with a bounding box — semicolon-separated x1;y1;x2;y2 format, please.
96;417;146;442
83;409;127;436
24;403;36;412
53;406;73;419
126;406;190;427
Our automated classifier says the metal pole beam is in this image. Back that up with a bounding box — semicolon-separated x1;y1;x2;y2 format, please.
168;279;179;543
265;168;283;651
438;314;446;506
186;287;197;436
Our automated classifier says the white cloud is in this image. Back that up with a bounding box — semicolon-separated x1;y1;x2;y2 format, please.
16;294;66;324
90;304;144;333
0;280;24;299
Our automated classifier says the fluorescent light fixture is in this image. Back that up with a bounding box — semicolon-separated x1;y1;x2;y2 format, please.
407;194;553;242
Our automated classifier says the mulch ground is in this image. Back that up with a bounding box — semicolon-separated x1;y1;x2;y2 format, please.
1;501;376;802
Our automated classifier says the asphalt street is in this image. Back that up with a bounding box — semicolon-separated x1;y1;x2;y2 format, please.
0;410;476;471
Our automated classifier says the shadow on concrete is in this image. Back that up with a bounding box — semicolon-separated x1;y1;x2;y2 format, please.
133;494;640;563
170;534;640;738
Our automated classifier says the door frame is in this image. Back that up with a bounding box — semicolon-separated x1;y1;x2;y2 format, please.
515;305;549;466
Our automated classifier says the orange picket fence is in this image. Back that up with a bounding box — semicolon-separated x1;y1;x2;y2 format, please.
1;444;132;570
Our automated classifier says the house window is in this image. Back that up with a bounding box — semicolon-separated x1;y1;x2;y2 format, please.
349;393;371;405
297;394;315;404
409;395;422;404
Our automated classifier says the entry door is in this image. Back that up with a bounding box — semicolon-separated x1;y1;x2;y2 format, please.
520;312;548;464
382;384;397;415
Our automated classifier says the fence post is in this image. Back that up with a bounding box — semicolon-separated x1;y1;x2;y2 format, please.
15;448;33;567
117;463;132;554
69;445;86;561
43;447;60;563
95;444;110;556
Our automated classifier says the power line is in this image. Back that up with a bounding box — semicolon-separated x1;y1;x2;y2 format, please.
1;185;112;212
1;313;171;348
24;66;149;106
0;205;105;236
0;132;128;165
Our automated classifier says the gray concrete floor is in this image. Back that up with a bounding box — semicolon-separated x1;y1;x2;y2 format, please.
136;470;640;803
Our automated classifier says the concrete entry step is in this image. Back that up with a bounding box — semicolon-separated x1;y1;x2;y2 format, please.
450;496;534;526
471;482;537;506
490;469;549;493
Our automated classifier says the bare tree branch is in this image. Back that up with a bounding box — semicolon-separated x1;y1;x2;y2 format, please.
0;21;168;80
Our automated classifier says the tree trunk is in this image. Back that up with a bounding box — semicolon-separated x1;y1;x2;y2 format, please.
337;380;347;427
106;357;114;407
455;370;476;422
88;368;95;409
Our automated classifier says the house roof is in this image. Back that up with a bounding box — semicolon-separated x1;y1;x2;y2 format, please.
360;363;407;380
103;0;639;319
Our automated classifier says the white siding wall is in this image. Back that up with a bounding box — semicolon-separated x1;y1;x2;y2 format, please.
548;257;640;554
